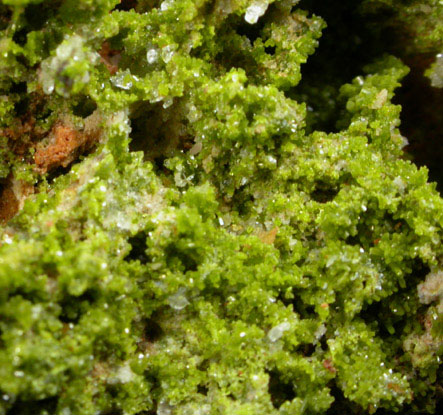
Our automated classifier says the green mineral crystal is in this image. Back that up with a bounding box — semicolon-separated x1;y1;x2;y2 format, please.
0;1;442;414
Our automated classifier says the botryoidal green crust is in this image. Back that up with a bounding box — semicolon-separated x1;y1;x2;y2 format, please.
0;1;442;414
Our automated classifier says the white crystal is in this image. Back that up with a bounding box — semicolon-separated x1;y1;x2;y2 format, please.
160;0;174;11
174;171;187;187
157;402;174;415
113;363;135;384
267;155;277;166
42;79;55;94
267;321;291;342
38;35;94;96
163;97;173;108
147;48;159;64
371;88;388;109
244;1;269;24
356;76;364;86
56;35;83;60
314;324;326;340
393;176;406;193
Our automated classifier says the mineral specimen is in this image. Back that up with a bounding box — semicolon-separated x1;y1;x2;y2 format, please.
0;1;442;414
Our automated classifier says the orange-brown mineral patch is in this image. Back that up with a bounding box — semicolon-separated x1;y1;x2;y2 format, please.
2;118;35;152
0;93;47;158
34;114;102;174
259;227;278;245
0;176;34;224
99;41;121;75
0;185;19;224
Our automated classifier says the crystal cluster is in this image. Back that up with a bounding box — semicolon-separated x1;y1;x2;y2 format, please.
0;1;442;414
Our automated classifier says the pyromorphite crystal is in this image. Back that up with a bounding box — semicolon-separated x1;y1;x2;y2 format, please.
0;0;442;414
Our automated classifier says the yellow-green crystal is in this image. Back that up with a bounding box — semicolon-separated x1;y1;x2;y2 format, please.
0;1;442;414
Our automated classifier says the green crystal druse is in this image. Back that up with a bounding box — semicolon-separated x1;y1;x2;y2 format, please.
0;1;442;414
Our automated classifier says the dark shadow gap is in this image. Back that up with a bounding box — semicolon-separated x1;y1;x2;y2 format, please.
46;164;72;184
72;96;98;118
128;100;190;172
311;180;339;203
144;317;164;343
197;384;209;396
0;4;12;32
6;396;59;415
125;232;149;264
326;385;361;414
292;0;443;193
113;0;138;12
11;1;62;46
59;289;100;324
292;0;395;133
394;54;443;193
267;370;296;409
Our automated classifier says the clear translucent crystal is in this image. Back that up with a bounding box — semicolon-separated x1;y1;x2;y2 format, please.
111;70;135;90
429;53;443;88
162;45;175;63
168;290;189;310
